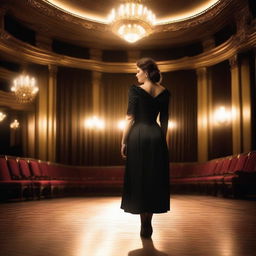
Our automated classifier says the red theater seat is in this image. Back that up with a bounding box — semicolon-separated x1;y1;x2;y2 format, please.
0;157;33;200
0;157;11;180
1;151;256;201
19;159;33;179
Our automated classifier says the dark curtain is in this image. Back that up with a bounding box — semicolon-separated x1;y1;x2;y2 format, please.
56;68;198;165
56;67;92;165
99;73;137;165
162;70;198;162
249;50;256;150
208;61;232;159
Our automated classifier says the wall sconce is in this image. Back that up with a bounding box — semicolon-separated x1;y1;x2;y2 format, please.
168;120;177;130
0;112;7;122
213;106;231;125
117;120;125;130
10;119;20;129
84;116;105;130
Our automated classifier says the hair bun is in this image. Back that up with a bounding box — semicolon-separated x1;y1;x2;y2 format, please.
136;57;162;83
149;69;161;83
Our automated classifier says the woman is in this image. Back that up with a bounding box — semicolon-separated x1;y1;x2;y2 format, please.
120;57;170;238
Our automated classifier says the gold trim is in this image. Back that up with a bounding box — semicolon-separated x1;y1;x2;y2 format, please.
0;28;256;72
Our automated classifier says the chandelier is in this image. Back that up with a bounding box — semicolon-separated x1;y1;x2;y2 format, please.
11;74;39;103
108;1;156;43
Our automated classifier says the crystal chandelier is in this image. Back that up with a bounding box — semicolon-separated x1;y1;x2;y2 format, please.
108;1;156;43
11;74;39;103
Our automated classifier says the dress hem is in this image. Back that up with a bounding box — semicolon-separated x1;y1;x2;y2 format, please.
120;206;170;214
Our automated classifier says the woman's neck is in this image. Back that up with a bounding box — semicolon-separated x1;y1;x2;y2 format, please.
142;80;157;88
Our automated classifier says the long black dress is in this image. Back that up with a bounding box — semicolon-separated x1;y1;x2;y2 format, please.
121;84;170;214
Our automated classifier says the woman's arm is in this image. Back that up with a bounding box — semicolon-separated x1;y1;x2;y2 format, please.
160;97;169;138
121;114;134;158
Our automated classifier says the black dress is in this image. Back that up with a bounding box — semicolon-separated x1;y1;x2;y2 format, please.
121;84;170;214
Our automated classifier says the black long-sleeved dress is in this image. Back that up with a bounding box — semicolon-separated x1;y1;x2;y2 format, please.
121;84;170;214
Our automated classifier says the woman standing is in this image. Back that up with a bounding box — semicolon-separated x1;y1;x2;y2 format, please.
120;58;170;238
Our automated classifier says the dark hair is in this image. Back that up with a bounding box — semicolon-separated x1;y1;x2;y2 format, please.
136;57;161;83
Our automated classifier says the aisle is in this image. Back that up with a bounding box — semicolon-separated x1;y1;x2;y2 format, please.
0;195;256;256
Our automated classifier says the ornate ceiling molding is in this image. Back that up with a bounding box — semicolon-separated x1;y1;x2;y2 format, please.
24;0;234;33
0;27;255;73
25;0;108;32
156;0;234;32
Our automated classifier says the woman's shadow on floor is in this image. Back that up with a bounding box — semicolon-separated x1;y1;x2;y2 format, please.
128;238;170;256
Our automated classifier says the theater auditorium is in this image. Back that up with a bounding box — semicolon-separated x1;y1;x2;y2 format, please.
0;0;256;255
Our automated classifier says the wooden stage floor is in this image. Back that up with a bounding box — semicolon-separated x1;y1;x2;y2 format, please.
0;195;256;256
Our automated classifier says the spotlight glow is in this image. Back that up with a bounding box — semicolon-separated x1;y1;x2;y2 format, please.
213;106;232;125
0;112;6;122
168;120;177;129
84;116;105;130
117;120;126;130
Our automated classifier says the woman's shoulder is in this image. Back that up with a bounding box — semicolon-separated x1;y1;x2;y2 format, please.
129;84;140;93
158;84;170;96
128;85;140;97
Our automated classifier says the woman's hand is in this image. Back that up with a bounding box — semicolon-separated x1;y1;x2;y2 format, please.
121;143;127;159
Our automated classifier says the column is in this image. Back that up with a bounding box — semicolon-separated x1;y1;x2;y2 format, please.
197;67;209;162
37;69;48;161
229;55;242;154
36;65;57;161
0;4;7;31
89;49;102;115
47;64;57;161
240;55;252;152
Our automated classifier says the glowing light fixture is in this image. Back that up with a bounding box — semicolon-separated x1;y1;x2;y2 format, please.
11;74;39;103
108;1;156;43
10;119;20;129
213;106;231;125
168;120;177;130
118;120;126;130
84;116;105;130
0;112;6;122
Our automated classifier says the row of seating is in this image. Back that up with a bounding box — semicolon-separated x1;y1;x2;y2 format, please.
170;151;256;197
0;151;256;201
0;156;124;201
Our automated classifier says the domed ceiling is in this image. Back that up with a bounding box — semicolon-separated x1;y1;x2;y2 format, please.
7;0;234;49
45;0;219;24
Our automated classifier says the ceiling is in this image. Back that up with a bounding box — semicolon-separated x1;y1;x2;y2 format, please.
7;0;235;50
45;0;220;24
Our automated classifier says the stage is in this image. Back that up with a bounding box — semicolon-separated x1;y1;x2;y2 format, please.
0;195;256;256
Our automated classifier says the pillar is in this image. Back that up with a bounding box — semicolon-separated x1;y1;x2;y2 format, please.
36;65;57;161
240;55;252;152
89;49;102;115
197;67;209;162
47;64;57;161
229;55;242;154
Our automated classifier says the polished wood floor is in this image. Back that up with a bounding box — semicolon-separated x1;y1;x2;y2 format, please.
0;195;256;256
